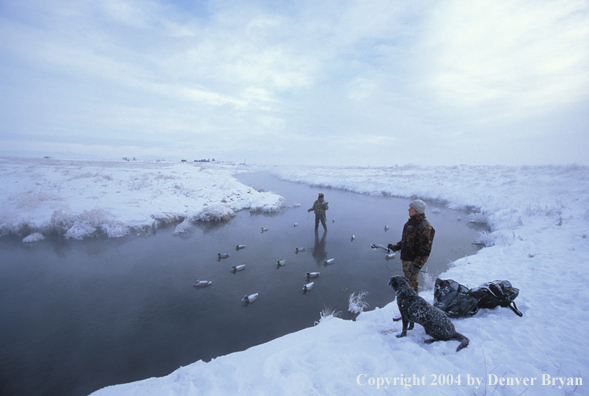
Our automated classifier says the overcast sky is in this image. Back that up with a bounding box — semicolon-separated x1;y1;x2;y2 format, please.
1;0;588;166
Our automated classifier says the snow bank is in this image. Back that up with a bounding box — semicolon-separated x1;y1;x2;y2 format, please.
0;157;285;240
90;163;589;396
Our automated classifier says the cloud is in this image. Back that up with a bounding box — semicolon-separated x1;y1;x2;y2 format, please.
0;0;587;166
419;0;589;120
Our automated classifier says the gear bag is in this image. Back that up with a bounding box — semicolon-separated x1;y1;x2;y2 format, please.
433;278;479;318
434;278;523;318
470;280;522;317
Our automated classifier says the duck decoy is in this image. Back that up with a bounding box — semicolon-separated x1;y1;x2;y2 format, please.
276;259;287;266
305;272;320;278
293;223;298;227
303;282;314;291
193;280;212;287
295;247;305;253
351;235;355;241
261;227;269;232
384;225;389;231
236;244;246;250
217;253;230;259
242;293;258;303
324;258;335;265
370;243;390;253
231;265;246;272
385;253;396;260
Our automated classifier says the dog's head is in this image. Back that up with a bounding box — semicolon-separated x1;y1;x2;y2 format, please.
388;275;409;294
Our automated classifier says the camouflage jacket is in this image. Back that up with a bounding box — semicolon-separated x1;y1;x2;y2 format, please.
309;199;328;216
390;213;435;267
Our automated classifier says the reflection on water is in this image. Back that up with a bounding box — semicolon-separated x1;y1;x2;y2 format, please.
0;173;487;396
312;231;328;264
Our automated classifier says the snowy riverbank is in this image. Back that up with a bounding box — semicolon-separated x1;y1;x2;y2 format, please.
0;157;285;241
1;158;587;395
90;163;588;396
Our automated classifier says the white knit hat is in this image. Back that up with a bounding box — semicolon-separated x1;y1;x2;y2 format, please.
410;199;426;214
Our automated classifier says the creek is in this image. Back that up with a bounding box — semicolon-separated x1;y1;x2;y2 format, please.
0;172;486;396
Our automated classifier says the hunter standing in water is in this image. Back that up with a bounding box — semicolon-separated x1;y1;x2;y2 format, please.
308;193;328;232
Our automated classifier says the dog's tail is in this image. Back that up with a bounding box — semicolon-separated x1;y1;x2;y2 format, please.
453;333;469;352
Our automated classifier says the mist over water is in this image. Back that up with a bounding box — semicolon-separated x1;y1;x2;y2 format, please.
0;173;486;396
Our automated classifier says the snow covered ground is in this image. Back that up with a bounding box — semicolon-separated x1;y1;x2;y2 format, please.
0;157;285;241
1;158;588;395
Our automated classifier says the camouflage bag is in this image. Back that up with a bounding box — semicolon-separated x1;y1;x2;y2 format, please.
470;280;523;317
433;278;479;318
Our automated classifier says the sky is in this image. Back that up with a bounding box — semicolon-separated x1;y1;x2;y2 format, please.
0;0;588;167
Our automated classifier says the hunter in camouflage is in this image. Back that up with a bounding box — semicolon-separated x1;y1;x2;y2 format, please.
308;193;328;232
388;199;435;293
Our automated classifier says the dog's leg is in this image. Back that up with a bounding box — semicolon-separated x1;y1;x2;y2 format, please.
396;316;409;338
424;338;440;345
393;316;414;330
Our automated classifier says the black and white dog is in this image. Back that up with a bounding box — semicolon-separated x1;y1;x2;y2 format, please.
388;275;469;352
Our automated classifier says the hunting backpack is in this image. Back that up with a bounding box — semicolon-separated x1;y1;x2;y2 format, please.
434;278;523;318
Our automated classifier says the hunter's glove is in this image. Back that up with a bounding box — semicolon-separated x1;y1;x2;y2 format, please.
387;244;397;252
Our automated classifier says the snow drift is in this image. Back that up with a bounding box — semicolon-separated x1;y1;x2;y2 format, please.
0;157;285;241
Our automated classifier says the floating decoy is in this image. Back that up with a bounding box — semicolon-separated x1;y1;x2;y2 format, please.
242;293;258;303
236;244;246;250
295;247;306;253
261;227;269;232
351;235;356;241
277;259;287;266
332;219;335;223
385;253;396;260
305;272;320;278
303;282;314;291
324;258;335;265
384;225;389;231
193;280;212;287
218;253;230;259
231;265;246;272
294;223;298;227
370;243;390;252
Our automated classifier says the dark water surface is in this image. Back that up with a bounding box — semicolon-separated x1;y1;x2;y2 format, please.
0;172;486;396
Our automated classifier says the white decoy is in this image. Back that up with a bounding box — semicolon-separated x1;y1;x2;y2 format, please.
324;258;335;265
277;259;287;266
217;253;230;259
295;247;306;253
261;227;269;232
236;244;246;250
293;223;298;227
385;253;396;260
384;225;389;231
370;243;390;252
351;235;356;241
193;280;212;287
303;282;314;291
242;293;258;303
231;265;246;272
305;272;320;278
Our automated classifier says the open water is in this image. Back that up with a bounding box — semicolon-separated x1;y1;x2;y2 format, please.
0;172;486;396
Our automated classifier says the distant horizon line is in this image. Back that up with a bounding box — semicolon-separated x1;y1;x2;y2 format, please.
1;151;586;169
